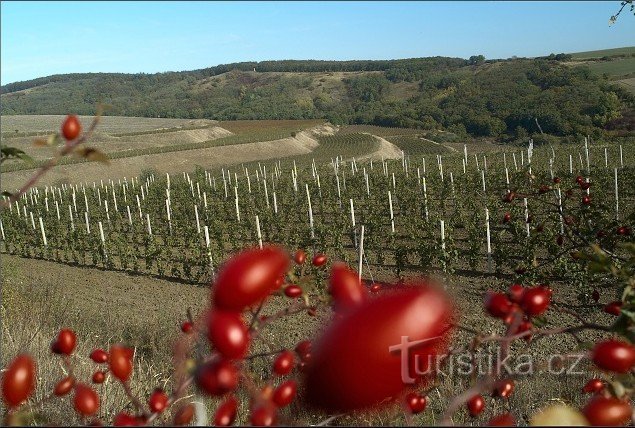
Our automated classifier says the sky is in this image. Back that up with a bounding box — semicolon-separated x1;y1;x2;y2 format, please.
1;1;634;85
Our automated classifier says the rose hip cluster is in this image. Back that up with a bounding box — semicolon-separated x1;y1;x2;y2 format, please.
484;283;552;339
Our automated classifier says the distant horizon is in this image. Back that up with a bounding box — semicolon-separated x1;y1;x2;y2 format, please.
3;44;634;87
2;1;635;85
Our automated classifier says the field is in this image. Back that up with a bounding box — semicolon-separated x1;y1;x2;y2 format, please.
569;46;635;59
1;116;634;426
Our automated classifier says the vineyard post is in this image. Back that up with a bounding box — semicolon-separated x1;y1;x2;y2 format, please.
521;150;524;166
306;184;315;239
364;169;370;196
112;187;118;213
569;154;573;174
523;198;530;238
146;214;152;236
392;173;396;190
195;205;201;234
483;155;487;171
68;206;74;231
358;224;365;282
204;225;215;280
505;168;510;192
256;215;263;249
584;137;590;174
203;192;208;209
45;197;49;212
0;219;4;241
481;170;486;193
234;186;241;222
619;145;623;167
72;190;77;214
485;208;492;273
579;152;584;170
136;195;142;219
423;177;429;221
350;198;357;248
450;172;455;199
512;153;518;171
223;174;228;199
463;144;468;165
475;154;480;171
440;219;446;251
55;201;60;221
83;190;89;212
556;188;564;234
388;190;395;234
141;185;145;201
38;217;47;247
196;182;201;200
23;205;27;221
462;158;466;174
126;206;132;226
105;200;110;223
263;179;270;209
98;221;106;261
439;158;444;182
85;212;91;234
122;184;127;204
247;175;252;194
273;192;278;214
614;167;619;221
422;157;426;175
166;199;172;235
604;147;608;168
549;158;554;180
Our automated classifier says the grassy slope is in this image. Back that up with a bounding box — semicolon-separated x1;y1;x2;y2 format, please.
569;46;635;59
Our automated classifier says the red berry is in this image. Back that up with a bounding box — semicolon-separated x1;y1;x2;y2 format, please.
61;115;82;141
583;395;632;426
284;285;302;298
604;301;623;316
312;253;328;267
214;395;238;426
575;175;584;184
484;292;513;319
92;371;106;384
329;262;368;314
582;378;604;394
54;376;75;396
405;392;427;414
90;349;108;364
213;246;289;311
591;289;600;302
1;354;36;408
294;340;311;359
73;384;100;416
502;191;515;203
493;379;514;398
580;181;591;190
181;321;194;334
207;310;249;359
294;249;306;265
108;345;134;382
273;350;295;376
502;213;511;223
488;412;516;426
173;404;195;426
273;380;297;407
467;394;485;417
250;403;277;426
591;339;635;373
304;286;453;412
520;286;550;316
553;177;561;184
582;195;591;205
538;184;550;194
195;359;238;396
52;329;77;355
370;284;381;293
507;284;525;303
113;412;138;426
148;388;169;413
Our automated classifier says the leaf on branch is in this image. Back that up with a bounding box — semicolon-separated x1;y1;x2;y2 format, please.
73;146;110;164
0;146;34;164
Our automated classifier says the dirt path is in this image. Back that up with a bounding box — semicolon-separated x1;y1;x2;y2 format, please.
356;134;404;161
1;124;336;189
420;136;459;153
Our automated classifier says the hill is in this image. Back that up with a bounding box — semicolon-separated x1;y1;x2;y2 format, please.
2;55;634;140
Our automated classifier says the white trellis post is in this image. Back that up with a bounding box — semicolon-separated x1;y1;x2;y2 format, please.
98;221;106;259
127;206;132;226
481;170;486;193
136;195;142;219
512;153;518;171
68;206;74;231
264;180;270;209
306;184;314;239
523;198;530;238
204;225;215;280
166;199;172;234
195;205;201;234
440;219;446;251
203;192;208;209
584;137;590;174
557;188;564;234
388;190;395;233
234;186;241;222
569;154;573;174
358;225;365;282
273;192;278;214
422;177;429;221
485;208;492;272
146;214;152;236
39;217;47;247
614;168;619;221
604;147;608;168
55;201;60;221
336;175;342;209
619;145;623;168
0;220;4;240
85;211;91;234
104;199;110;222
255;215;263;249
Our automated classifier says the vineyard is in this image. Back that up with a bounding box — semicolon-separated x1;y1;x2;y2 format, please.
1;136;633;298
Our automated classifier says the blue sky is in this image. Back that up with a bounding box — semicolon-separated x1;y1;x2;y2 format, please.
2;1;634;85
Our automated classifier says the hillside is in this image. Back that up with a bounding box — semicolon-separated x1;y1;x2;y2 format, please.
2;54;634;140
